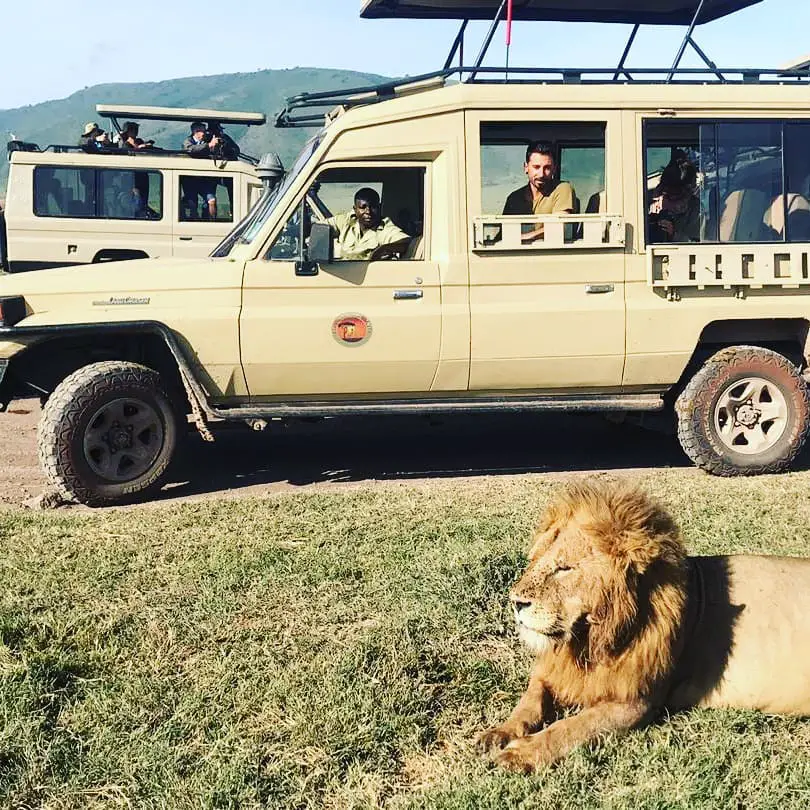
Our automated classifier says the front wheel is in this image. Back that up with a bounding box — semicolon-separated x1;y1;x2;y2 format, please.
675;346;810;476
38;361;179;506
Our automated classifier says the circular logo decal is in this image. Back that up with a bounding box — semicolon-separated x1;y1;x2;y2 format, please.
332;313;372;347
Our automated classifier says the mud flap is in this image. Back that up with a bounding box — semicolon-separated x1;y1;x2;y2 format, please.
0;359;10;411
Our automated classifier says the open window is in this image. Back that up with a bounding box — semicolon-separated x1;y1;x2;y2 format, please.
475;121;621;250
480;121;606;217
267;165;426;262
179;175;234;222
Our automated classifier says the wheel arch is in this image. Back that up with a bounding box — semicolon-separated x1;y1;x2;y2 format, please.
667;317;810;404
0;321;196;413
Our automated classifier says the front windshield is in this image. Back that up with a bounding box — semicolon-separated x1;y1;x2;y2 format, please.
211;132;323;258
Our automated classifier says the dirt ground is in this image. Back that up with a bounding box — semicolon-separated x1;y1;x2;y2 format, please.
4;399;808;509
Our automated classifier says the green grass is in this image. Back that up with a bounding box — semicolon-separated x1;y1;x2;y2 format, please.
0;472;809;808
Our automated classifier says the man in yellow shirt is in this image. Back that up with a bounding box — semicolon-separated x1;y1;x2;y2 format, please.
502;143;575;242
326;188;411;261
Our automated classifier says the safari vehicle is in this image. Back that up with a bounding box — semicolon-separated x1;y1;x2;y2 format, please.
1;0;810;507
1;105;267;271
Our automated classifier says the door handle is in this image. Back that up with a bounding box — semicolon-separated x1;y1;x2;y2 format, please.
393;290;424;300
179;236;193;242
585;284;614;294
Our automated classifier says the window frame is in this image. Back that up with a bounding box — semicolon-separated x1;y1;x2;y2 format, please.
471;113;614;221
33;166;164;221
263;160;431;263
641;116;810;247
177;174;235;223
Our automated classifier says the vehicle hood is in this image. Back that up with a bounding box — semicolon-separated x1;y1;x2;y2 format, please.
0;257;245;327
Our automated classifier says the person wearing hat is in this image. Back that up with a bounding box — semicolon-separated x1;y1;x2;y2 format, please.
182;121;226;219
118;121;154;151
78;122;110;151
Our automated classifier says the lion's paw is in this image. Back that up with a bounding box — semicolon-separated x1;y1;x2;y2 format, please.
492;734;557;773
476;723;527;754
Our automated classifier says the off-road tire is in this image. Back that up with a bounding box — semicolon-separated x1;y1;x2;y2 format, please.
675;346;810;476
38;361;179;506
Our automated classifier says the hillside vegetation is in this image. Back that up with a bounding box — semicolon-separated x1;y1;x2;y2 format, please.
0;67;388;193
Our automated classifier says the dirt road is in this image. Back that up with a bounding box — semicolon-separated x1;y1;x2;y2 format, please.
4;400;806;508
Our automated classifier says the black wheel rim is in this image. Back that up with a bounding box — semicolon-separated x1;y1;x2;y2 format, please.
82;397;165;483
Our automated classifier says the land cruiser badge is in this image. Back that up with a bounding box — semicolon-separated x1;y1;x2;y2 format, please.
332;314;372;347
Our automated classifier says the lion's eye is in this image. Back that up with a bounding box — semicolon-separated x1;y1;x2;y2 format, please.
554;565;573;575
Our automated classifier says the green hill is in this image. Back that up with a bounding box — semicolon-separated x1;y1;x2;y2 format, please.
0;67;389;195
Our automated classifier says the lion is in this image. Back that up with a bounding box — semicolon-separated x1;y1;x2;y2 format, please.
477;480;810;772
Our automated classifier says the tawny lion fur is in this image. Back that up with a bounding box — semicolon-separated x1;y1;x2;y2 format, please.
478;480;810;772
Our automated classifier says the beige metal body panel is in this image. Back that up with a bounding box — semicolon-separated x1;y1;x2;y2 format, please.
0;259;248;398
241;258;442;396
240;114;471;397
465;109;626;389
5;150;259;266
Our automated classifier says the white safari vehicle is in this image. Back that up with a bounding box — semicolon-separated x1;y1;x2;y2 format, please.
1;105;269;271
1;0;810;506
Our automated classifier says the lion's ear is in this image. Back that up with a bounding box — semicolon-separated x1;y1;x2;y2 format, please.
587;565;639;664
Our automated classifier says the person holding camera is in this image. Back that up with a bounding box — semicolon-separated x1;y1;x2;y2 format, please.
648;155;700;243
182;121;239;160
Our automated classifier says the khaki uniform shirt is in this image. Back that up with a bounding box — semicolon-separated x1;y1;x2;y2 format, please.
326;212;409;261
502;181;575;215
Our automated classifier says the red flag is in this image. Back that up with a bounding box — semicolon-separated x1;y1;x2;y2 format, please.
506;0;514;46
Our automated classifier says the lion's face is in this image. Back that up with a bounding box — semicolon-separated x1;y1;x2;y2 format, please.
509;483;685;663
510;518;613;655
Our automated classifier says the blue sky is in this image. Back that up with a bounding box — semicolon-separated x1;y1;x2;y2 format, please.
2;0;809;110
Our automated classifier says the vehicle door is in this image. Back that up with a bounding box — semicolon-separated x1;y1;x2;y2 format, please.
467;112;626;391
239;162;442;398
173;170;239;257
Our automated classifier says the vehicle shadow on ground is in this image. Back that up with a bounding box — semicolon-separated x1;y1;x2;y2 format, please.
157;412;707;500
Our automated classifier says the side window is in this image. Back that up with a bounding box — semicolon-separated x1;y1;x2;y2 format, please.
645;120;791;245
34;167;95;217
479;121;606;217
267;166;425;262
782;124;810;242
98;169;162;220
179;176;234;222
716;122;782;243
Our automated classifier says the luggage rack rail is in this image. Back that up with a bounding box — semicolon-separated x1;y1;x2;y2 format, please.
276;64;810;128
7;142;259;166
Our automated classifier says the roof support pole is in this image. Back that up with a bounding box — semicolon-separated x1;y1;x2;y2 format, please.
469;0;508;81
667;0;707;82
443;19;468;70
687;35;726;81
613;23;639;81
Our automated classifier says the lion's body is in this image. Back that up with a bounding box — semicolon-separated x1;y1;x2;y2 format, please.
477;482;810;772
670;554;810;715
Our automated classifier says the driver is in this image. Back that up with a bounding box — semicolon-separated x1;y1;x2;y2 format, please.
326;187;410;261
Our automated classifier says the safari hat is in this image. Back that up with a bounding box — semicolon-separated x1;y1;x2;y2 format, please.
82;121;103;137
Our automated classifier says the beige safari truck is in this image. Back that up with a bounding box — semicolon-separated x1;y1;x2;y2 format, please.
1;105;269;272
1;0;810;507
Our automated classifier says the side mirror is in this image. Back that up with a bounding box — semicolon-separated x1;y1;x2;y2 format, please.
308;222;333;264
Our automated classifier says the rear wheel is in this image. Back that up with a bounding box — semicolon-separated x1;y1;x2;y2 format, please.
675;346;810;475
38;361;179;506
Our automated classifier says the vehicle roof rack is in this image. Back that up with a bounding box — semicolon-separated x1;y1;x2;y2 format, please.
275;65;810;129
96;105;266;126
276;0;792;128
